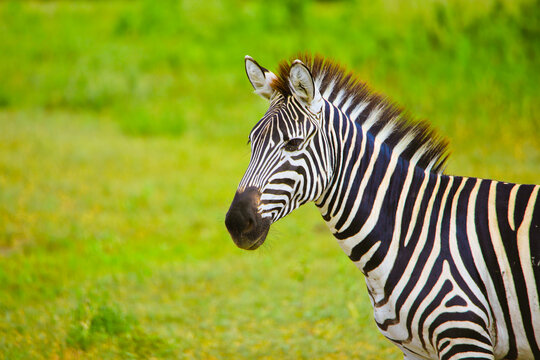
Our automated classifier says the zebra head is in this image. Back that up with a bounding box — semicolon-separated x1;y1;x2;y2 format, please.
225;56;334;250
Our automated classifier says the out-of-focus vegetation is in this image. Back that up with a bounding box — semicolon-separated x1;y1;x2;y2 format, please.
0;0;538;359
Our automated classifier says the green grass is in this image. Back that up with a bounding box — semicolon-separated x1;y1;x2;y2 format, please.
0;0;539;359
1;111;396;359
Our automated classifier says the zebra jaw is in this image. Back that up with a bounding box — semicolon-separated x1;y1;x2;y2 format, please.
225;186;271;250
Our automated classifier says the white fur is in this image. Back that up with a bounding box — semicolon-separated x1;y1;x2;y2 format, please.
245;55;277;100
289;60;323;113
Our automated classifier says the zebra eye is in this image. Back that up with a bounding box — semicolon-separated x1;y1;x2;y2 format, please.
283;138;303;152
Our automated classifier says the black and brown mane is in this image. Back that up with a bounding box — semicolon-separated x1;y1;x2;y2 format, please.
271;54;450;173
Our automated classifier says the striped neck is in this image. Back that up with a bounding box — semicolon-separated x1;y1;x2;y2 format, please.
315;101;439;274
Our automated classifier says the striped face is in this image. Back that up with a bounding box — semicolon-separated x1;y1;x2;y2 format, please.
241;94;331;221
225;57;333;250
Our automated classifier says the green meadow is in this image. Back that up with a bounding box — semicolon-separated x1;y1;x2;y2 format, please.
0;0;538;359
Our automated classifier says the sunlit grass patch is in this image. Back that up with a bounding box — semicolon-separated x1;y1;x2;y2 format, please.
66;299;173;358
66;302;136;350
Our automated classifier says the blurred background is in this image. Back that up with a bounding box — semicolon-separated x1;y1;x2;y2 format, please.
0;0;538;358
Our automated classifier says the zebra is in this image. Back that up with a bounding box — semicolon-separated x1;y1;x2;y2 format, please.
224;54;540;360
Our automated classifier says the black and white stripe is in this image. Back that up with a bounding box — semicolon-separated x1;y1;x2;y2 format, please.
234;55;539;359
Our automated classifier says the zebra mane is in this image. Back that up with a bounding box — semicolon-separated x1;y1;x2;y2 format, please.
271;54;450;173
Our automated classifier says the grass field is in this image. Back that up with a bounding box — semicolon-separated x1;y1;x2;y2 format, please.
0;1;538;359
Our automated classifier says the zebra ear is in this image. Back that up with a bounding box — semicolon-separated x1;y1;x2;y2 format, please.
245;55;277;100
289;60;322;111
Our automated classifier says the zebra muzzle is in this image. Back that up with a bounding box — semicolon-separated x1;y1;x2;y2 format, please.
225;187;271;250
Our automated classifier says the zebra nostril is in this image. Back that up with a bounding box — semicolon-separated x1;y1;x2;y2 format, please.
244;215;255;233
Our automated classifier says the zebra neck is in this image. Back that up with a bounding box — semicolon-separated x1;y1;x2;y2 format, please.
316;114;439;275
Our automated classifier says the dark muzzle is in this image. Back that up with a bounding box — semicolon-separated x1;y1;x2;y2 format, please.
225;187;270;250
